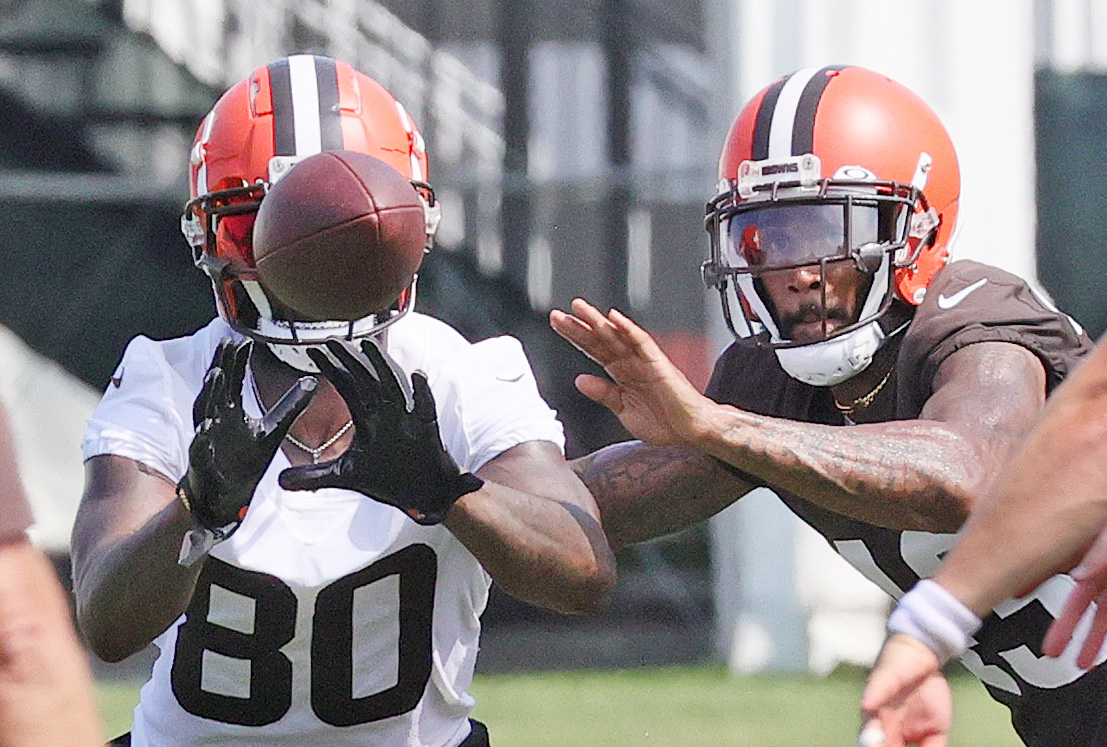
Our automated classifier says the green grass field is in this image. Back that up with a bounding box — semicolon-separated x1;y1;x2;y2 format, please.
95;665;1023;746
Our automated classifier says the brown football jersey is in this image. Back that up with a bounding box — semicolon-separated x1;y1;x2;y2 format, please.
0;401;33;543
706;260;1100;746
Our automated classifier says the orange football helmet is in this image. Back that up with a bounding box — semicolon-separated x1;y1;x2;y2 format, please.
180;54;440;368
702;65;961;385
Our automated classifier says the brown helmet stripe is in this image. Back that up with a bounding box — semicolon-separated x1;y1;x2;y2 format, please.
752;76;788;161
268;55;344;157
751;65;849;161
791;65;847;155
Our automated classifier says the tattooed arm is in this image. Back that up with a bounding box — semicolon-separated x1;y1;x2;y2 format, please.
696;341;1047;531
572;442;755;549
553;301;1047;534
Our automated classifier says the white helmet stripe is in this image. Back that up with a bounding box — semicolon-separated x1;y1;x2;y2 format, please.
269;55;342;157
752;65;847;160
287;55;324;156
767;67;820;159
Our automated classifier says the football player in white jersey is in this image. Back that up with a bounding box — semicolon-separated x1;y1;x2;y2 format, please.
71;55;615;747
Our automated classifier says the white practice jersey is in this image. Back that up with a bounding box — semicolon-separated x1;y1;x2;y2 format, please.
82;313;565;747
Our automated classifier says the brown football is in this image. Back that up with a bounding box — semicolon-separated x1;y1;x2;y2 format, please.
252;150;427;321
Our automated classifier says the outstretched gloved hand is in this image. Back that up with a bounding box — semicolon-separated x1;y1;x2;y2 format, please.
178;338;317;565
278;338;484;524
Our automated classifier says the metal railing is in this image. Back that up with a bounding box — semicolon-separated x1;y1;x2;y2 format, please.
120;0;504;173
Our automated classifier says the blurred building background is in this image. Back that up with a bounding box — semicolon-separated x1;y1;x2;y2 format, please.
0;0;1105;680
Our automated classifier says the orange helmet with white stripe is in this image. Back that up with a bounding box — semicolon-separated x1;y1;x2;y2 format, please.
180;54;440;369
703;65;960;385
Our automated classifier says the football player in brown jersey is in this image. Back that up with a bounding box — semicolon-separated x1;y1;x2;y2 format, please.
861;334;1107;746
552;65;1099;747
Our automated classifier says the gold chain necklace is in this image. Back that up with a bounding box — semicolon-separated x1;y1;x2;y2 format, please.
250;372;352;464
834;366;894;416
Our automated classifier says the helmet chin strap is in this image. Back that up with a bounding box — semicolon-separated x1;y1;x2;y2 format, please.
774;320;885;387
266;328;392;374
768;251;899;386
266;342;321;373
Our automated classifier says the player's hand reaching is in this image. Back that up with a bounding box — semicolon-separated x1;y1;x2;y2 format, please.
178;338;317;565
1043;526;1107;667
549;298;715;448
859;635;949;747
278;338;484;525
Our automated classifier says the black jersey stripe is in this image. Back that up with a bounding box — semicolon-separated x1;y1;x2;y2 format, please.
268;58;296;156
752;76;788;161
312;56;343;151
790;64;847;156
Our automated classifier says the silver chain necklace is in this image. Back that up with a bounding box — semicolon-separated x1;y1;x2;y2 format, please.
250;372;353;464
284;420;354;463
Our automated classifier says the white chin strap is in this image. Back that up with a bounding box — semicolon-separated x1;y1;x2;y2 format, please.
774;320;885;387
266;328;393;374
244;279;416;373
259;318;357;373
267;342;323;373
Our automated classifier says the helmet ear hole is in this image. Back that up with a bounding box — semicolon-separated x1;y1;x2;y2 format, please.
894;211;950;305
895;258;935;305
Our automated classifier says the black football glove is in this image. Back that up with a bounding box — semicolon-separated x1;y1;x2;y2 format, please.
178;338;317;565
278;338;484;525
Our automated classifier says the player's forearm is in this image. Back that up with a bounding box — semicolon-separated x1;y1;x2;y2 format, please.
72;498;202;662
577;441;753;548
445;483;616;614
689;406;982;532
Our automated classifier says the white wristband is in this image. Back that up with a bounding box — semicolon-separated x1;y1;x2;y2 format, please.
887;579;982;665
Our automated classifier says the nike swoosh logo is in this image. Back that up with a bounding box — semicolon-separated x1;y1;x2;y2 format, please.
110;368;124;388
936;278;987;310
496;373;526;383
